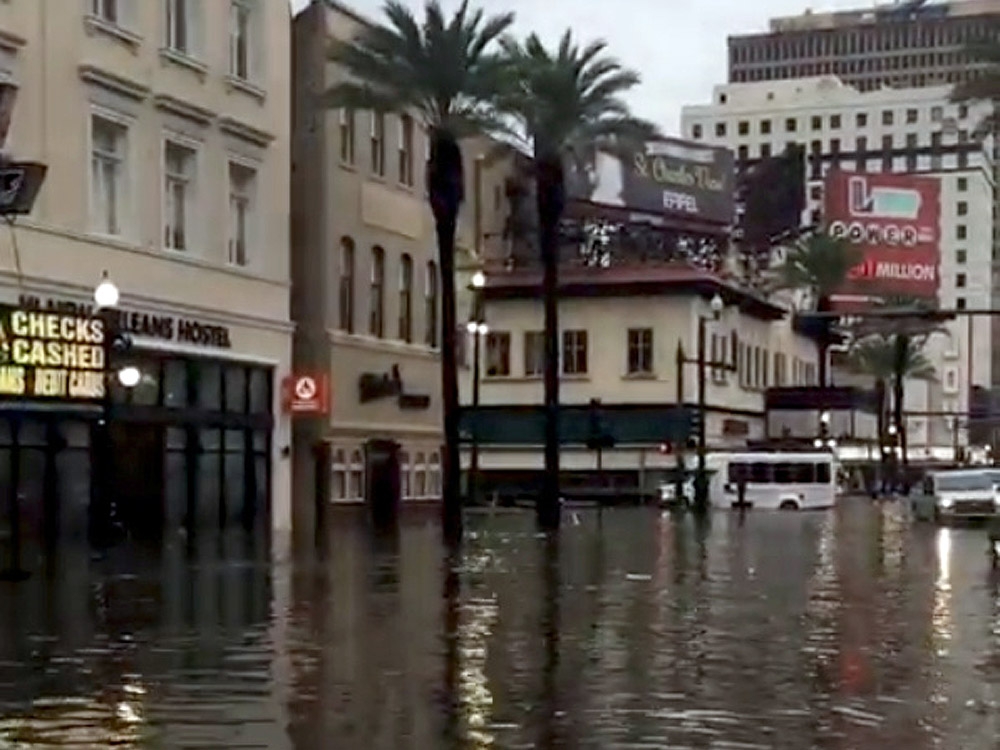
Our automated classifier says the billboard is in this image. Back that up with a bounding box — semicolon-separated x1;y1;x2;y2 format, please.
565;137;735;225
824;170;941;300
0;307;106;400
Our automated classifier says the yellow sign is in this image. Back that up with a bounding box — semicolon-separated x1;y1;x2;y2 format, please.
0;309;106;400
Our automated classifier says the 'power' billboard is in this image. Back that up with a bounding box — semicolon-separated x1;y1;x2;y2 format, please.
824;170;940;301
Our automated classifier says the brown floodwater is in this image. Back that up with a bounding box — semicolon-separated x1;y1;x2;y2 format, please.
1;499;999;748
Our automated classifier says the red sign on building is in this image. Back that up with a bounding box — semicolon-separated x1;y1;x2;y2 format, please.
282;374;330;416
823;170;941;303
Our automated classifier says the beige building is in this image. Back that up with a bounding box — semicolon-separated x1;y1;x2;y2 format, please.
0;0;292;539
293;1;500;524
464;264;822;497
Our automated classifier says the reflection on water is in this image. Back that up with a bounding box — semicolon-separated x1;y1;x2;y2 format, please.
1;500;999;748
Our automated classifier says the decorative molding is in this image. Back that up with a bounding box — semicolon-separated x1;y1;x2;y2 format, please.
0;29;25;52
224;75;266;102
83;15;142;51
158;47;208;79
219;116;274;147
153;93;214;125
77;64;150;101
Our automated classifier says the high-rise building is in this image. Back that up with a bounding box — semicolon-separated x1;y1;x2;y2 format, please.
682;77;995;454
728;0;1000;91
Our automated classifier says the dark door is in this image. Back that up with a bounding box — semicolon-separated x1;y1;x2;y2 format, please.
366;439;400;527
109;423;165;539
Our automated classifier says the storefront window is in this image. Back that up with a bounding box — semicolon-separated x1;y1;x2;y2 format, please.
197;428;222;525
332;449;346;501
225;366;247;413
164;427;188;530
197;363;223;411
164;360;188;408
414;452;426;497
399;451;410;499
249;368;270;414
348;450;364;500
428;452;441;496
130;361;159;406
223;429;246;524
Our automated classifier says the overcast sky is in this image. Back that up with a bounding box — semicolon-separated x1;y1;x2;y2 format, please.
289;0;878;132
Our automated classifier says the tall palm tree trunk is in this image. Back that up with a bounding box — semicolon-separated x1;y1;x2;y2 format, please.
537;154;564;531
428;129;464;545
893;335;909;489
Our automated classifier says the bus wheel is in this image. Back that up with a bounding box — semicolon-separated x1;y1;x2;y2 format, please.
779;500;800;511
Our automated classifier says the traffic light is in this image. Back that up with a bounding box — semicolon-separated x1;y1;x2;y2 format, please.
688;408;703;449
586;398;615;451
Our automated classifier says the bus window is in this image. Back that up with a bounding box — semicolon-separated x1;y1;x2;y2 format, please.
773;463;794;483
815;462;831;483
792;463;815;483
727;463;748;483
750;462;770;483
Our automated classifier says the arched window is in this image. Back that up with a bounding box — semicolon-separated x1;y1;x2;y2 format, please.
414;451;427;497
399;451;411;499
348;450;365;500
399;253;413;342
338;237;354;332
427;452;441;497
369;246;384;337
424;260;438;347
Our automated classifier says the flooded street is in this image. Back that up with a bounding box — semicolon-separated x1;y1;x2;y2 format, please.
1;499;999;748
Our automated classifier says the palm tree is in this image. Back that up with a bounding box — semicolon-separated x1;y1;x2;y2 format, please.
773;232;863;387
499;30;657;530
849;331;937;478
325;1;514;544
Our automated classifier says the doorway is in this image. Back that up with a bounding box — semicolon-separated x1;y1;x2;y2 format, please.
366;439;400;526
108;423;165;539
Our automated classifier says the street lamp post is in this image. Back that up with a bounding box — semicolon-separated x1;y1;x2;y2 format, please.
90;271;137;549
693;293;725;513
467;271;486;505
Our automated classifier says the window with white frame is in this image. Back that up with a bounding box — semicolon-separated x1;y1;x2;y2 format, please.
399;451;411;498
164;0;196;55
424;261;438;347
91;0;121;24
163;140;196;251
398;114;414;185
348;449;364;499
90;114;128;236
413;452;427;497
229;0;253;80
228;161;255;267
427;452;441;496
370;112;385;176
339;109;355;164
331;449;347;501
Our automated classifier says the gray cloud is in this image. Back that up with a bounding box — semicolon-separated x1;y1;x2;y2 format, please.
290;0;867;133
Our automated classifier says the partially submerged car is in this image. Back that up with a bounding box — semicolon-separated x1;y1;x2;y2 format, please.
928;469;1000;523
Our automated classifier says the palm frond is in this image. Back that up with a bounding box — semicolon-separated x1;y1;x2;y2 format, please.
772;232;864;303
324;0;515;136
498;28;658;162
848;333;937;381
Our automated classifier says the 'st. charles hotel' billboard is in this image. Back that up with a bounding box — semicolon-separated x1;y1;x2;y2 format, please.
823;170;941;305
565;138;736;226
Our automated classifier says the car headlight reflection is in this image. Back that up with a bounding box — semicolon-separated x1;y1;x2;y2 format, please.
938;497;955;510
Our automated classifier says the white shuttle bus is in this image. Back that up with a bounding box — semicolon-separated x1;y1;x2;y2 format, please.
707;452;837;511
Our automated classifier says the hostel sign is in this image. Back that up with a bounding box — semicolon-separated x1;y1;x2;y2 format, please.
0;307;106;400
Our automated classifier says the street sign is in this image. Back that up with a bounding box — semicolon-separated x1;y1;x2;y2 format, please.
282;373;330;416
0;161;47;215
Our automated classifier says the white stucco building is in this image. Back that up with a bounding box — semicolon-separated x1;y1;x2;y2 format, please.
0;0;292;540
681;76;996;453
461;264;822;497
